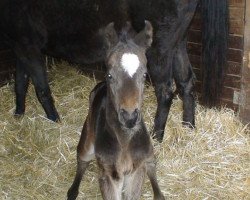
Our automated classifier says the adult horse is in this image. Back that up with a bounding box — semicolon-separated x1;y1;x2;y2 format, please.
0;0;228;141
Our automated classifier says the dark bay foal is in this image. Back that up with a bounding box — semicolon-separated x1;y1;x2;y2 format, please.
67;21;165;200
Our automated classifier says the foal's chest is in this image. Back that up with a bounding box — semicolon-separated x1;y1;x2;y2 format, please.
95;128;152;177
116;150;137;175
116;143;151;175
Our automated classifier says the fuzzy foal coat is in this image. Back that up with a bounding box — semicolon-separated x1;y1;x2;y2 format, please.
67;81;164;200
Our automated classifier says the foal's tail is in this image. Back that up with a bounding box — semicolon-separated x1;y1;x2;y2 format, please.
201;0;229;107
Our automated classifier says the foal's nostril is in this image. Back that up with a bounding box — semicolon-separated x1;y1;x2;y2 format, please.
132;109;139;120
120;109;128;120
119;109;129;121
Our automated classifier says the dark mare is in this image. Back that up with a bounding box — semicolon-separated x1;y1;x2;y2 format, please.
0;0;228;141
67;21;165;200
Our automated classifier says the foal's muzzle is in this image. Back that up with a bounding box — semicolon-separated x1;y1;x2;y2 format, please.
119;108;141;129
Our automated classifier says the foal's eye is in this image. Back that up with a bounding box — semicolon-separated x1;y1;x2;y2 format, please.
107;74;112;79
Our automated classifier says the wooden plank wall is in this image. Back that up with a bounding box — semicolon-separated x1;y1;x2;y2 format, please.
187;0;245;110
239;0;250;124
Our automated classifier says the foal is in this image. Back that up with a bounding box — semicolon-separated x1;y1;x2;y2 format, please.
67;21;165;200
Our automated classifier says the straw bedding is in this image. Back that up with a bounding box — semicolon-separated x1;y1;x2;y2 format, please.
0;62;249;199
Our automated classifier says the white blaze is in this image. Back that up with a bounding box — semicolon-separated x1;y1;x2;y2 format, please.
121;53;140;77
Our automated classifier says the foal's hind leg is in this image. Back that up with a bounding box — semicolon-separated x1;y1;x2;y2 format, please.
146;157;165;200
67;159;90;200
173;38;195;128
14;58;30;116
15;45;59;121
67;121;94;200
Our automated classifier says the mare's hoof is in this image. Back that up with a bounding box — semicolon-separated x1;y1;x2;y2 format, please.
47;116;61;122
182;121;195;129
152;131;164;143
14;114;24;119
14;110;24;119
47;113;60;122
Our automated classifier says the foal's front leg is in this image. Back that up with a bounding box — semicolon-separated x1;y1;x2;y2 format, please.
67;121;94;200
67;159;90;200
123;167;145;200
99;174;124;200
98;164;124;200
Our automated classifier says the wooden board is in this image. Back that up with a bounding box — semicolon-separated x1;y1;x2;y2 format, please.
239;0;250;124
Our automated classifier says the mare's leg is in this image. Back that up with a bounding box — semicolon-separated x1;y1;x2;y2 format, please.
67;121;94;200
147;49;174;142
173;38;195;127
15;45;59;121
123;167;145;200
14;58;30;116
147;0;199;141
146;157;165;200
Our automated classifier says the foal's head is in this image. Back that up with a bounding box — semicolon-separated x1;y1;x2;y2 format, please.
103;21;153;129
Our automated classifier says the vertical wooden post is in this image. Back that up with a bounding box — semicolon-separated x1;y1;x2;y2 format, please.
239;0;250;124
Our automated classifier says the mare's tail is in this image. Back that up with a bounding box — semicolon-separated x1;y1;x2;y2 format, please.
201;0;229;107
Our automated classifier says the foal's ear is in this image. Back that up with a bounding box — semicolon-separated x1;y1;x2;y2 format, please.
103;22;119;49
134;20;153;50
